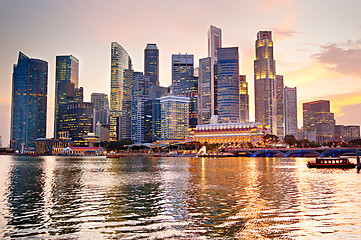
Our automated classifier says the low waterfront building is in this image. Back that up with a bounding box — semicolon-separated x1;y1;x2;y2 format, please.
35;138;71;155
193;122;269;145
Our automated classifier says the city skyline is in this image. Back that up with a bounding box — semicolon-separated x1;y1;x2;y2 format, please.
1;0;361;145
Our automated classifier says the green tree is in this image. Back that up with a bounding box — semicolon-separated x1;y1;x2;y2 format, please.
284;135;297;147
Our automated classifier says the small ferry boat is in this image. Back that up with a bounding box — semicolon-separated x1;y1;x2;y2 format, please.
307;157;356;169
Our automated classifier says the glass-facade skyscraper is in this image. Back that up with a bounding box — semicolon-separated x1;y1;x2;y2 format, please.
171;54;193;96
11;52;48;150
198;57;212;125
54;55;79;138
110;42;133;140
208;25;222;118
276;75;284;137
284;86;298;137
217;47;240;123
254;31;277;134
144;44;159;86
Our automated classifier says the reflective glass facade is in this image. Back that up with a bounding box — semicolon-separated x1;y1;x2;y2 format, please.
284;86;298;137
239;75;249;122
217;47;240;123
198;57;212;125
110;42;133;140
254;31;277;134
54;55;79;138
11;52;48;150
171;54;193;96
276;75;284;137
144;44;159;86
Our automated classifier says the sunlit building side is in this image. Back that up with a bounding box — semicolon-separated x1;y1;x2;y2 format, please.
239;75;249;122
110;42;133;140
11;52;48;150
198;57;212;125
284;86;298;137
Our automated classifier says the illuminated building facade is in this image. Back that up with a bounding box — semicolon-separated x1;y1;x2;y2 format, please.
284;86;298;137
179;73;198;128
344;125;360;141
172;54;193;95
254;31;277;134
208;25;222;117
217;47;240;123
239;75;249;122
131;72;150;143
276;75;284;137
160;96;189;141
193;122;269;145
110;42;133;140
11;52;48;150
144;43;159;86
54;55;80;138
58;102;93;140
198;57;212;125
303;100;335;142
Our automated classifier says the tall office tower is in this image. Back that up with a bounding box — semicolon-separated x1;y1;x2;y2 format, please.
303;100;335;142
198;57;212;125
54;55;79;138
284;86;298;137
91;93;110;131
160;96;190;141
58;102;93;140
334;125;345;140
217;47;240;123
131;72;150;143
144;44;159;86
110;42;133;140
254;31;277;134
10;52;48;151
171;54;194;95
239;75;249;122
276;75;284;137
208;25;222;117
179;73;198;128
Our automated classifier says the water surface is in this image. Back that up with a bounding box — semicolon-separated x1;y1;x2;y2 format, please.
0;155;360;239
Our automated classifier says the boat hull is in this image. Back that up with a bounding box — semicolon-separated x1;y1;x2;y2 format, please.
307;163;356;168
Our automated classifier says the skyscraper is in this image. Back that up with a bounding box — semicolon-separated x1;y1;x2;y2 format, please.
217;47;240;123
303;100;335;142
11;52;48;150
208;25;222;117
131;72;150;143
254;31;277;134
144;44;159;86
110;42;133;140
239;75;249;122
54;55;80;138
198;57;212;125
284;86;298;137
160;96;189;141
172;54;194;96
276;75;284;137
179;74;198;128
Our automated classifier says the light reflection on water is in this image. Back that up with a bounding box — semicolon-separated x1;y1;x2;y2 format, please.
0;155;361;239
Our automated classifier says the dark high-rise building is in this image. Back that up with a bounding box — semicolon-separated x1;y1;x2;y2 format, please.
239;75;249;122
10;52;48;151
91;93;110;132
217;47;240;123
254;31;277;134
110;42;133;140
171;54;194;95
58;102;93;140
198;57;212;125
131;72;150;143
179;73;198;128
54;55;80;138
303;100;335;142
334;125;345;140
276;75;284;137
144;44;159;86
208;25;222;118
284;86;298;137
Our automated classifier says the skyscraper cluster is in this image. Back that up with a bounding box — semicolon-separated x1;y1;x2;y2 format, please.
19;25;361;151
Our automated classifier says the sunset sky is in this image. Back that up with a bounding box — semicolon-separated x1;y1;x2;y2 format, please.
1;0;361;146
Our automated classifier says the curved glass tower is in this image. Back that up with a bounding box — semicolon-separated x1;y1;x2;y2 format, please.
110;42;133;140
